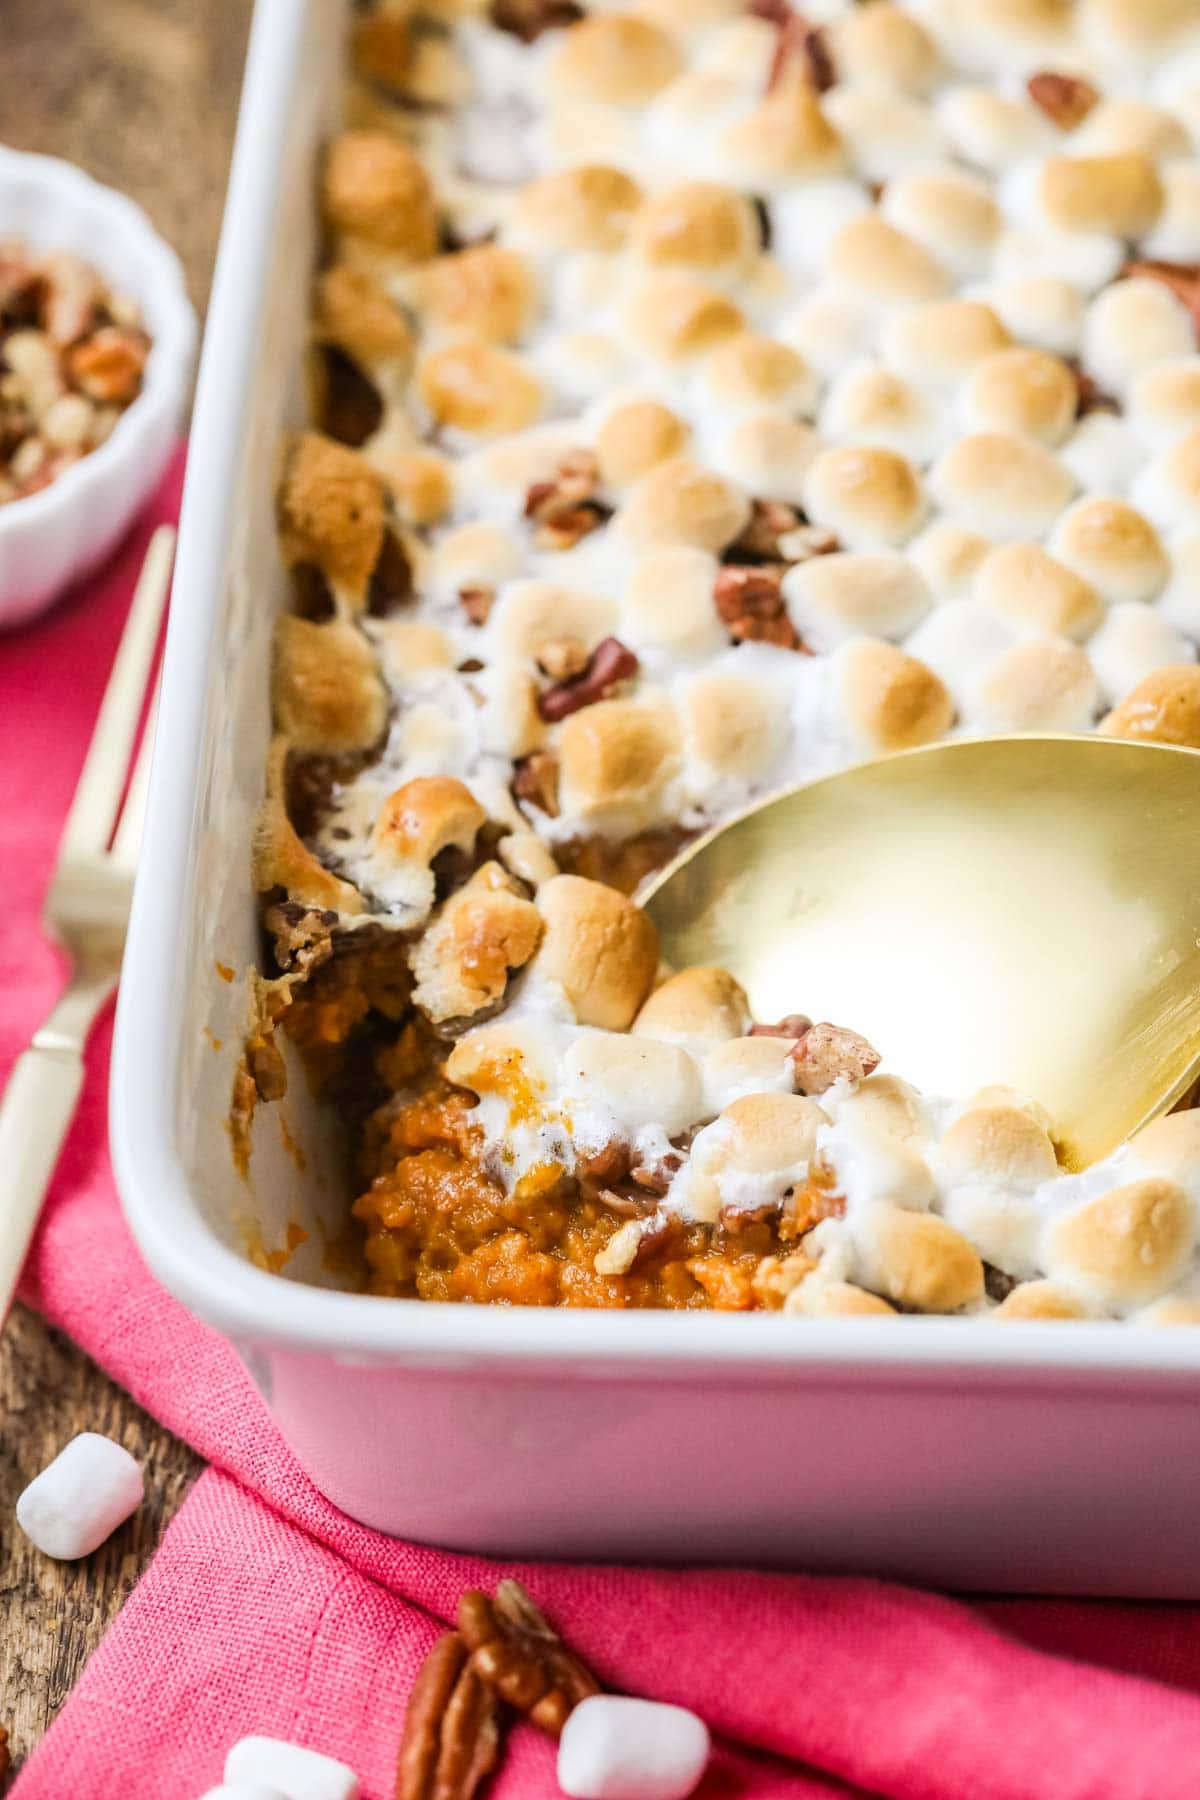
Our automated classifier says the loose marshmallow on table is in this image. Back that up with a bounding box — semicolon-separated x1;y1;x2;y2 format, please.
16;1432;143;1560
558;1696;711;1800
224;1738;359;1800
199;1786;290;1800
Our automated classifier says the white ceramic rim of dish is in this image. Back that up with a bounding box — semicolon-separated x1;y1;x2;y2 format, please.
111;0;1200;1378
0;144;196;606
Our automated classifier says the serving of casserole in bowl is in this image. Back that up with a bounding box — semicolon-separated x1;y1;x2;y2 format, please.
113;0;1200;1588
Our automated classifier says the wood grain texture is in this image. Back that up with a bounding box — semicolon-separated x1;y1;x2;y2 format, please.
0;0;252;1778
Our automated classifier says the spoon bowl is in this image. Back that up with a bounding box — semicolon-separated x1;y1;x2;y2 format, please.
642;734;1200;1170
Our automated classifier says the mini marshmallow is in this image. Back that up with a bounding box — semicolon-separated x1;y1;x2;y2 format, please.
199;1787;290;1800
16;1433;144;1560
225;1737;360;1800
558;1695;711;1800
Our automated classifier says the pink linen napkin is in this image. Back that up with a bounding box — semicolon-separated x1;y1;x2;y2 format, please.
7;453;1200;1799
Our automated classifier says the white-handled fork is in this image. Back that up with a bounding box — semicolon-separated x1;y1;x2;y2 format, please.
0;525;175;1325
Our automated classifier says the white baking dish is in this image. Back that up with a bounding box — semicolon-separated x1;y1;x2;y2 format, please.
111;0;1200;1595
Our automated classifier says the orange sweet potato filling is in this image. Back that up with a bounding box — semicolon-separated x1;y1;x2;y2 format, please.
351;1078;831;1308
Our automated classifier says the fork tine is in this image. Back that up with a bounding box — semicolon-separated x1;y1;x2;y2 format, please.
110;680;159;872
55;524;175;865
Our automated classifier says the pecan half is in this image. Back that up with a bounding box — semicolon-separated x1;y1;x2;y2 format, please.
790;1021;880;1095
459;585;496;626
1124;260;1200;337
489;0;584;39
396;1632;503;1800
1026;70;1099;131
537;635;639;722
748;1013;812;1041
525;450;611;550
512;749;560;817
713;566;802;650
458;1580;600;1737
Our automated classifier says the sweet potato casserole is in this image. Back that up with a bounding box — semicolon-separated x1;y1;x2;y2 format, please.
239;0;1200;1319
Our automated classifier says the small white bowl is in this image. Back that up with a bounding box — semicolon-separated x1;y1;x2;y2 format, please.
0;146;196;629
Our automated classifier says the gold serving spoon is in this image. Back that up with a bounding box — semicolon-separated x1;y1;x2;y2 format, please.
641;734;1200;1171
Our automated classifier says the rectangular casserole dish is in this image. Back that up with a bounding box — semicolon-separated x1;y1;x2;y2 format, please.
111;0;1200;1595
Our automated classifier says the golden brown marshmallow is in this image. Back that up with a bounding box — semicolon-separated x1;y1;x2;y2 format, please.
930;432;1075;540
909;522;991;601
618;457;750;555
633;966;751;1050
825;214;950;310
802;445;924;549
622;277;746;365
719;72;844;188
278;432;386;599
784;1278;898;1317
882;169;1000;277
976;638;1099;732
1073;97;1191;160
882;298;1012;391
703;333;815;416
314;264;413;370
372;448;453;527
1052;497;1168;604
416;341;542;437
993;1281;1091;1321
830;3;941;94
509;165;643;255
784;551;932;647
557;697;683;832
621;547;725;661
837;639;955;753
1129;1110;1200;1190
272;616;387;755
682;671;788;783
491;580;618;664
836;1074;927;1145
973;543;1103;641
1100;666;1200;748
940;1103;1059;1191
321;130;437;260
530;875;659;1030
1040;153;1164;238
410;862;543;1026
629;182;759;281
401;245;537;345
546;13;683;106
595;400;690;490
372;776;486;875
963;348;1078;447
858;1204;985;1312
1045;1177;1194;1307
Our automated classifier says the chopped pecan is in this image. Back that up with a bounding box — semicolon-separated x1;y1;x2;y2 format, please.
713;565;803;650
729;498;804;563
512;750;560;817
748;1013;812;1041
577;1138;632;1184
459;585;496;626
790;1021;881;1095
489;0;584;41
1124;260;1200;337
524;450;611;550
537;635;639;722
396;1631;503;1800
459;1580;600;1737
1026;70;1099;131
66;326;148;403
629;1151;682;1195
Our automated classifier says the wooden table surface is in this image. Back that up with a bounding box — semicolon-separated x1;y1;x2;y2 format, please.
0;0;251;1780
